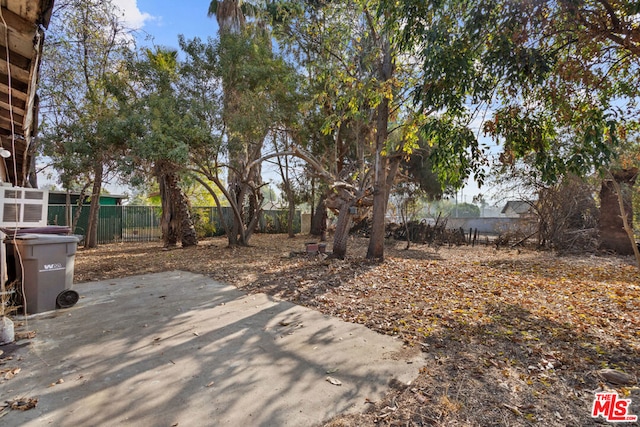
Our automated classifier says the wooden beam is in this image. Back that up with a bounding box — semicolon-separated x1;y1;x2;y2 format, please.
0;103;23;123
0;89;25;109
0;42;30;68
0;81;28;101
0;114;23;133
0;29;35;59
0;57;30;82
0;98;24;116
0;5;36;34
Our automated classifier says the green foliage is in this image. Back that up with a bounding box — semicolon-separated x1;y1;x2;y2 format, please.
423;117;487;188
381;0;639;185
217;29;299;156
425;199;480;219
452;202;481;218
400;136;443;198
124;47;193;167
39;0;134;189
194;215;218;238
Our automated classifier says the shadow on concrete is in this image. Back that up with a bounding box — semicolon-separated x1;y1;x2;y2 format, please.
1;271;421;426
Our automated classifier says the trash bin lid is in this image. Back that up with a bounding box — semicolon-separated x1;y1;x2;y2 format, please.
7;233;80;245
1;226;72;236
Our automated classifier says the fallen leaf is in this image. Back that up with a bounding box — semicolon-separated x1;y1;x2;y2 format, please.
503;403;522;416
7;397;38;411
15;331;36;340
326;376;342;386
3;368;20;380
70;234;640;426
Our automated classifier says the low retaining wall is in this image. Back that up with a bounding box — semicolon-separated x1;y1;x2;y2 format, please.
447;217;537;235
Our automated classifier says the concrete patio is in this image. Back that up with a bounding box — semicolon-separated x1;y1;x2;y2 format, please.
0;271;422;426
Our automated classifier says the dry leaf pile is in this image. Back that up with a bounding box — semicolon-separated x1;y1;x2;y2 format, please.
74;234;640;426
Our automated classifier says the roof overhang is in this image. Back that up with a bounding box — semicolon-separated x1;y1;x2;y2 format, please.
0;0;54;186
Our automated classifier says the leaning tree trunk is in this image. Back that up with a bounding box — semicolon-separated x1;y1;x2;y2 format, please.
609;173;640;268
332;202;352;259
85;161;103;249
599;168;637;255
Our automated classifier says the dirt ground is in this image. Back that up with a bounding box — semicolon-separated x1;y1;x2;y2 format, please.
72;234;640;426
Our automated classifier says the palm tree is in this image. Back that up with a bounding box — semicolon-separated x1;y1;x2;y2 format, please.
208;0;247;33
207;1;268;246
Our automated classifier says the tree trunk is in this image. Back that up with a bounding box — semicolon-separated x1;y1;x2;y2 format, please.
311;193;327;236
599;169;637;255
27;149;38;188
85;161;103;249
609;173;640;268
159;170;179;248
278;154;296;238
367;36;393;260
158;163;198;248
227;145;265;247
368;156;387;260
244;164;263;245
71;182;91;234
287;193;295;238
208;172;242;247
332;203;352;259
177;186;198;247
401;199;411;250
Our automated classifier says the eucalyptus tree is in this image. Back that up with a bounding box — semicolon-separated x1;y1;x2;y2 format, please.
39;0;134;248
269;1;394;258
270;0;461;259
178;32;297;246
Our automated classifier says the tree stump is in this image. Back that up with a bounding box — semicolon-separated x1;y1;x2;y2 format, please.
598;168;638;255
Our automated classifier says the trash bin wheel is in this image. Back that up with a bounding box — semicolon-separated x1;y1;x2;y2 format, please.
56;290;79;308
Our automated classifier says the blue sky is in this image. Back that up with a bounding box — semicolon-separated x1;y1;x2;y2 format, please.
116;0;220;49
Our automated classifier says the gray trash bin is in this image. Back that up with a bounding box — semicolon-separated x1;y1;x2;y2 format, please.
5;234;80;314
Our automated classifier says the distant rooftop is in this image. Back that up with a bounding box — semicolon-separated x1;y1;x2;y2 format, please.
501;200;534;215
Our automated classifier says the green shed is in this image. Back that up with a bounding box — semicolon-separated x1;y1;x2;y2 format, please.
47;192;128;242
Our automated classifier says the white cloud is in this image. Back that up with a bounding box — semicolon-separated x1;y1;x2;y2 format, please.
111;0;154;30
